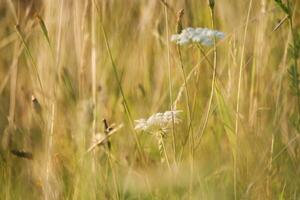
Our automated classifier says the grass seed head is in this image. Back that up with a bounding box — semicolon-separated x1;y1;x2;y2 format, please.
176;9;184;34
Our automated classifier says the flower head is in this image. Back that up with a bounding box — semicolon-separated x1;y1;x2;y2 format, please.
171;27;225;46
134;110;182;132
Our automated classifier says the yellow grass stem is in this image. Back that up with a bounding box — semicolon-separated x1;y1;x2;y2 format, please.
234;1;253;199
94;2;144;162
163;0;177;164
15;25;44;98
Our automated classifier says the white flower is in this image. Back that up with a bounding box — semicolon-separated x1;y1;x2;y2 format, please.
134;110;182;132
171;27;225;46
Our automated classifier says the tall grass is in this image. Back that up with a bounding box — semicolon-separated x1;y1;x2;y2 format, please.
0;0;300;199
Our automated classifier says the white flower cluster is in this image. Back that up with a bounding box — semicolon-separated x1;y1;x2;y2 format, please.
171;27;225;46
134;110;182;132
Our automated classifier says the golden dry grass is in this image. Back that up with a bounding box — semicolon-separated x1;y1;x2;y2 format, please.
0;0;300;199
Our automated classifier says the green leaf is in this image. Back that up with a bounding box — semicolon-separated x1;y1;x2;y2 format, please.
215;87;237;155
274;0;290;15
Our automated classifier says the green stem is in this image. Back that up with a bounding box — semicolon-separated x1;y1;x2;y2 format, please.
96;7;144;161
177;46;194;157
160;131;171;170
288;6;300;117
197;7;218;149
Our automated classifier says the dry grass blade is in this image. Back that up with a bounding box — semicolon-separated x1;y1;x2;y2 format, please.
86;124;124;153
37;15;51;48
273;15;288;31
15;25;44;95
1;1;300;199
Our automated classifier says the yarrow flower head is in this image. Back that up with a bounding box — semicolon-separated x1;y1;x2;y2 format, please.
171;27;225;46
134;110;182;132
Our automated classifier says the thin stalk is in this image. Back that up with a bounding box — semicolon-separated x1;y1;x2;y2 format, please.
90;0;98;183
197;44;214;69
8;43;18;135
107;152;120;200
163;0;177;164
197;5;218;150
91;0;97;139
177;44;194;199
288;3;300;116
102;27;143;156
234;1;253;199
4;41;19;200
96;5;144;160
177;47;194;156
198;58;216;141
41;3;63;198
45;103;55;200
267;134;275;198
37;15;54;57
15;25;44;96
160;132;171;170
39;9;58;200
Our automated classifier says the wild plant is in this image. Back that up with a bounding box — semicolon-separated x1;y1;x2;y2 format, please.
274;0;300;131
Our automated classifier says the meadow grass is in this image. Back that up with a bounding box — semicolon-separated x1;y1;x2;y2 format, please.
0;0;300;199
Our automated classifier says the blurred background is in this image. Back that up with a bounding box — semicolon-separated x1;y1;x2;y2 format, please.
0;0;300;199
